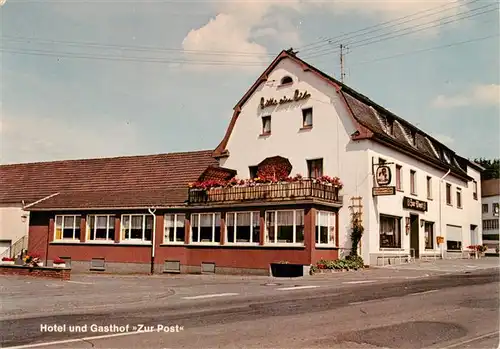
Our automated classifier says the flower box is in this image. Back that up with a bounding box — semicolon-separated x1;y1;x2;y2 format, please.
270;263;304;278
53;263;66;268
1;261;15;265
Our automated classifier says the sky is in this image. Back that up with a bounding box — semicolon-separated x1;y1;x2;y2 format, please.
0;0;499;165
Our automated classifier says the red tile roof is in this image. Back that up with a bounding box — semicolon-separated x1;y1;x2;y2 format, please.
0;150;218;209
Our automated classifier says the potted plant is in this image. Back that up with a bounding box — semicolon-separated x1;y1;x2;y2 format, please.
270;260;304;277
53;258;66;268
24;253;42;267
1;257;15;265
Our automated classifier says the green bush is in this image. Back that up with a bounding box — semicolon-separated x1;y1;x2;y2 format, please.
313;256;364;273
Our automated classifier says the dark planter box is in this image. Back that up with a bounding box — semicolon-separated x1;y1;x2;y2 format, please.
270;263;304;278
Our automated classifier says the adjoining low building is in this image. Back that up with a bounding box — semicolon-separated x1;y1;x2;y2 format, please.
2;49;484;274
481;178;499;255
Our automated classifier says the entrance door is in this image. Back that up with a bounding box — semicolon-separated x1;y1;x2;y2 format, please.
470;224;478;245
410;214;420;259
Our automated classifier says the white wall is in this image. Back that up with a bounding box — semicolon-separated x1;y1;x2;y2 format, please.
218;56;482;264
366;141;482;261
220;58;370;258
0;205;29;255
482;195;499;253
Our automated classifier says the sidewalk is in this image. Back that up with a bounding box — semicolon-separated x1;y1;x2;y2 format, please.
375;256;500;273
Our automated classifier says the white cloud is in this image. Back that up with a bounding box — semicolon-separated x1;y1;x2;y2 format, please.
181;0;468;72
0;114;139;164
432;84;500;109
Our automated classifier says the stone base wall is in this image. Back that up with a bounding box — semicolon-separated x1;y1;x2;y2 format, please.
0;265;71;280
67;260;269;276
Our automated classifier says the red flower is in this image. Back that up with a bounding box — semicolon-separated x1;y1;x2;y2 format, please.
2;257;14;261
53;258;65;264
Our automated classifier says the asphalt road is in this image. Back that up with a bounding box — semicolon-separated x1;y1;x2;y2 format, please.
1;268;498;349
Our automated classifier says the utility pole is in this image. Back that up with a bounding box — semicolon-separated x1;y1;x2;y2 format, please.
340;44;348;83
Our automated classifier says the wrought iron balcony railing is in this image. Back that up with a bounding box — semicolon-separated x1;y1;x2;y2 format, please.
188;180;341;205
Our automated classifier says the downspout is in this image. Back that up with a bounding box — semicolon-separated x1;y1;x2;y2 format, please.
148;207;157;275
439;170;451;259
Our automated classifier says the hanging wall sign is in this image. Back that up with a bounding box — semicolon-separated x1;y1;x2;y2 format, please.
403;196;428;212
376;165;392;186
260;89;311;109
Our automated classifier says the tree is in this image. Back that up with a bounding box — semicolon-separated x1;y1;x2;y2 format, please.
472;158;499;180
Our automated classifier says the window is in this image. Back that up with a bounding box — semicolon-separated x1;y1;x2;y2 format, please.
280;76;293;85
226;212;260;244
249;166;258;179
493;203;499;217
483;219;500;230
410;170;417;195
316;211;336;246
410;130;416;145
446;183;452;205
386;118;394;136
121;214;153;242
446;224;462;251
54;215;81;240
191;213;221;244
424;221;434;250
302;108;313;128
456;188;462;208
262;116;271;135
473;180;478;200
87;215;115;240
307;158;323;178
379;215;401;249
164;214;185;243
482;204;489;213
426;176;432;199
396;165;402;191
266;210;304;244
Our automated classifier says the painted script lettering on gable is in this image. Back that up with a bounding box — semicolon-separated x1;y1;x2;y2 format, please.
260;89;311;109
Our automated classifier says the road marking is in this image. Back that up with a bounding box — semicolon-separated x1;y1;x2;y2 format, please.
181;293;239;300
343;280;377;284
407;289;438;296
439;331;500;348
67;281;93;285
3;330;148;349
276;285;320;291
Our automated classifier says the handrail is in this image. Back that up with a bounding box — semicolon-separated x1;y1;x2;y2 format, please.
188;179;341;204
0;235;28;259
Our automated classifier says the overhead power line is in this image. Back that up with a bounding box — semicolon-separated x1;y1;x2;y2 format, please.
1;33;496;68
347;34;499;67
1;35;279;57
301;3;498;60
297;0;479;52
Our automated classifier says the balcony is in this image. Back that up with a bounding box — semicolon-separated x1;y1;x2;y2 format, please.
187;180;342;205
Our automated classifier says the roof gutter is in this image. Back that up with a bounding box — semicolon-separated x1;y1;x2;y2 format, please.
371;134;473;182
22;193;60;210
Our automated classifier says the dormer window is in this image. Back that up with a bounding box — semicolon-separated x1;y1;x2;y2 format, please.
386;117;394;136
280;76;293;85
410;130;417;146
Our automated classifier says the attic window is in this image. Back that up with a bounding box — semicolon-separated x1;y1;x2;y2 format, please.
410;130;417;146
386;117;394;136
280;76;293;85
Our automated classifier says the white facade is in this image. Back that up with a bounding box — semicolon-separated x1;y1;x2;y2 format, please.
0;205;29;256
220;56;482;265
482;195;499;254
